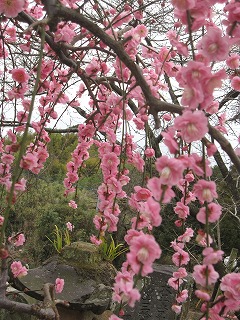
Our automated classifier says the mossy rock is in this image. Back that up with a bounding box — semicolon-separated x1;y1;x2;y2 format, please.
61;241;103;268
12;242;117;314
184;311;202;320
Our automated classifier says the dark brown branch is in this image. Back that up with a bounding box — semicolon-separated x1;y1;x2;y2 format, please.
0;299;56;319
218;89;239;110
208;125;240;174
18;11;77;70
213;149;240;205
54;6;183;114
18;5;240;174
0;262;56;319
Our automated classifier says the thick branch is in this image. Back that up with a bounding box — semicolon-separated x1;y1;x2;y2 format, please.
218;89;239;111
0;298;56;319
0;259;56;319
18;12;77;69
208;125;240;174
213;149;240;204
54;6;183;115
19;5;240;174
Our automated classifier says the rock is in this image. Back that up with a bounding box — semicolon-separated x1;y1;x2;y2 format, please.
61;242;103;269
11;242;117;315
123;264;176;320
184;311;202;319
57;308;113;320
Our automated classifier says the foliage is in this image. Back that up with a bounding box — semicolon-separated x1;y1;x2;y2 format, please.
12;180;97;265
46;224;72;254
100;235;128;263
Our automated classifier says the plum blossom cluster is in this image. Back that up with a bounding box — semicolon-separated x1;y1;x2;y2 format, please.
111;182;162;312
195;270;240;319
64;123;95;195
94;143;127;235
0;131;28;202
168;231;193;314
112;230;161;314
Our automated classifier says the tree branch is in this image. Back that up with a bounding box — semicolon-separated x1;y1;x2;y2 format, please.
208;125;240;174
19;5;240;174
0;259;56;319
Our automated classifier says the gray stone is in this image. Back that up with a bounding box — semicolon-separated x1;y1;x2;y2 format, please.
11;242;117;315
123;264;176;320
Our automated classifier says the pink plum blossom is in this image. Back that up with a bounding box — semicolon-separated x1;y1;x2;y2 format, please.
196;202;222;224
134;186;151;201
195;289;211;301
202;247;224;265
193;264;219;287
9;233;25;246
174;202;189;219
198;27;229;61
14;233;25;246
113;271;141;307
172;249;190;266
176;289;188;303
124;230;143;245
133;24;148;39
172;304;182;314
162;129;179;154
226;54;240;69
220;273;240;302
193;180;218;203
171;0;196;11
196;230;213;247
127;233;161;276
55;278;64;293
231;76;240;91
109;316;123;320
54;23;76;43
90;235;102;245
66;222;74;232
129;152;145;172
142;197;162;227
11;68;29;83
20;153;38;171
155;156;184;186
85;58;101;77
185;172;194;182
168;277;183;290
206;143;217;157
0;0;25;18
68;200;77;209
147;177;175;203
174;110;208;143
144;148;155;158
177;228;194;243
163;113;172;121
10;261;28;278
0;215;4;226
175;220;182;227
173;267;188;279
171;240;184;251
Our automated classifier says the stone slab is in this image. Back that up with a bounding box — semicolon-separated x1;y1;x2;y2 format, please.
123;264;176;320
